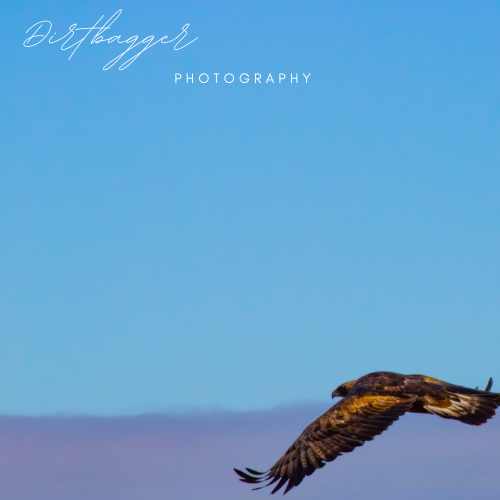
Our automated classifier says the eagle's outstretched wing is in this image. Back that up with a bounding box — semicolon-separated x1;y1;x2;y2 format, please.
234;392;417;495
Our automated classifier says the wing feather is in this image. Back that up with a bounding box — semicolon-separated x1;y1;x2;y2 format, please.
234;391;417;494
420;383;499;425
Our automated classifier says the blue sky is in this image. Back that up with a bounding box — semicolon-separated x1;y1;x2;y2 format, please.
1;1;500;416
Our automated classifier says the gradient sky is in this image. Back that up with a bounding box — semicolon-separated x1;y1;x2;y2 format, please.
1;1;500;415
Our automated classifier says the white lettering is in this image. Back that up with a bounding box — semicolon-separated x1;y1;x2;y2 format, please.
22;11;198;70
24;21;52;47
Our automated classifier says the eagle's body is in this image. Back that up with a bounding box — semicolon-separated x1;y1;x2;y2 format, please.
234;371;500;495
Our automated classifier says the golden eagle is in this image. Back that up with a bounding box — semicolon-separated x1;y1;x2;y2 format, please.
234;371;499;495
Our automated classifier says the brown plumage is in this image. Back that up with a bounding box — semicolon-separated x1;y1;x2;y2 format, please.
234;371;500;495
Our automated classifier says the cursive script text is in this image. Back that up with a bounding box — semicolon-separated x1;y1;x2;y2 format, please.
23;10;198;70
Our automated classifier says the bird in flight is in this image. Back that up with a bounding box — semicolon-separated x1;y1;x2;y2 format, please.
234;371;499;495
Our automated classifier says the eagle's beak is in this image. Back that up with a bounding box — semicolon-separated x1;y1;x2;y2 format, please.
331;390;339;399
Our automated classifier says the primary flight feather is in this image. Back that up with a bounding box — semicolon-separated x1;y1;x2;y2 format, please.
234;371;499;495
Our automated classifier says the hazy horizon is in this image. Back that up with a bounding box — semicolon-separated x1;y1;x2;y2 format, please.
1;403;499;499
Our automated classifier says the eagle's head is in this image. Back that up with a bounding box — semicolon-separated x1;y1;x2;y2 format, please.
331;379;357;399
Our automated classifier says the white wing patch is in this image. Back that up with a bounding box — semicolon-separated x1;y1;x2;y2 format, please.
424;394;477;417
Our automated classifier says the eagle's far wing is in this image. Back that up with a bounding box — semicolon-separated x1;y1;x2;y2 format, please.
485;377;493;392
234;392;417;495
